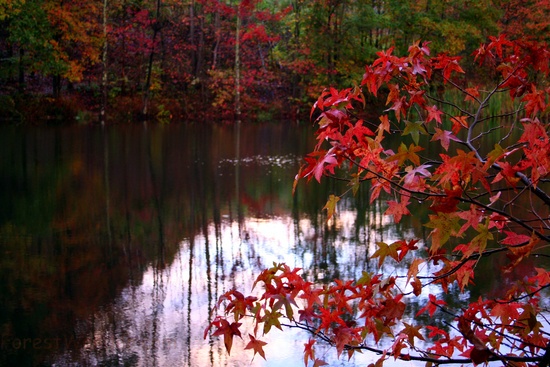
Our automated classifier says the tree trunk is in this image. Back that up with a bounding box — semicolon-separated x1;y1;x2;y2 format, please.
17;48;25;92
52;74;61;98
100;0;108;125
189;0;196;75
142;39;156;118
234;3;241;123
196;11;205;78
212;8;221;70
142;0;162;119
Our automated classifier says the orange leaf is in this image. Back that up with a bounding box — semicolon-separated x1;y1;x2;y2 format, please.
407;258;424;284
245;334;268;360
451;115;469;134
378;114;391;134
400;322;425;347
411;276;422;296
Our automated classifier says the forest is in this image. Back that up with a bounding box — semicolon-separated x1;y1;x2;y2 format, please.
1;0;550;366
1;0;549;123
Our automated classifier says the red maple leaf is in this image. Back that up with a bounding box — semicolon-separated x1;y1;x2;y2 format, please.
487;34;513;58
384;195;411;223
426;105;444;124
390;333;408;358
222;290;258;321
431;128;461;151
501;231;531;246
433;54;465;81
396;238;420;261
245;334;268;360
464;87;480;102
304;339;316;366
426;325;449;339
403;164;431;190
429;187;462;213
317;307;347;332
416;294;446;317
522;85;546;117
300;150;339;183
457;204;484;235
386;96;408;122
492;161;521;187
211;319;242;354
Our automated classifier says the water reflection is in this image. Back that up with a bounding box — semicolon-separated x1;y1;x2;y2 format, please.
0;124;337;366
0;123;516;367
56;208;422;367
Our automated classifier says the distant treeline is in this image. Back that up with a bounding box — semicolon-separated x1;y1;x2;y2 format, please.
0;0;548;123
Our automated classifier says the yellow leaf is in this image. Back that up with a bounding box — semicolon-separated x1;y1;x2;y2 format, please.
323;194;340;221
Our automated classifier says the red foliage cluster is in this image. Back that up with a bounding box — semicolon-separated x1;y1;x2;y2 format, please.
207;35;550;366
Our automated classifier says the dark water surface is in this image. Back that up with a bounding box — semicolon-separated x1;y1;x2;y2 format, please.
0;123;513;367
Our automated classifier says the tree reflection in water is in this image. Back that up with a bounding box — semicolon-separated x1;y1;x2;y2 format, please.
0;124;507;367
64;211;415;366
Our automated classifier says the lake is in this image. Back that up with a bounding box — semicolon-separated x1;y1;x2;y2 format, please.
0;123;511;367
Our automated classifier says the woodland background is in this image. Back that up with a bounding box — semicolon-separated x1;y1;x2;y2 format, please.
0;0;549;123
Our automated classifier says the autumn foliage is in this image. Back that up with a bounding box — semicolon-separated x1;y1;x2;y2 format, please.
7;0;549;122
206;35;550;366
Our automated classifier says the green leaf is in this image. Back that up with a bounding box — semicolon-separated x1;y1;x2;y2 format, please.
386;143;424;166
470;219;493;254
425;213;461;253
371;241;399;268
403;121;429;145
485;143;505;165
356;271;373;286
262;309;283;334
350;174;360;196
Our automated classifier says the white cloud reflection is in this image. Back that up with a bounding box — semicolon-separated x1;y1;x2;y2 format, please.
56;204;432;367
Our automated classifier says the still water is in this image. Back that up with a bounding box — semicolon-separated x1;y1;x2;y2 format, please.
0;123;501;367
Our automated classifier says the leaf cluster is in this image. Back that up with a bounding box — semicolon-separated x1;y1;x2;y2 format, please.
207;35;550;367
